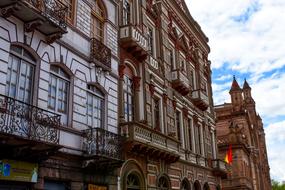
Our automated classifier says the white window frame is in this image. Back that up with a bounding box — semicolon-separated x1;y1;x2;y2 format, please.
146;21;156;58
6;46;35;104
86;85;105;129
48;66;70;125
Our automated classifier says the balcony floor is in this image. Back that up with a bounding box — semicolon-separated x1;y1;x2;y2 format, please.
0;132;61;162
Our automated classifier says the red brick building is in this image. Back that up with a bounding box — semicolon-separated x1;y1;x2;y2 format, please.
215;77;271;190
118;0;225;189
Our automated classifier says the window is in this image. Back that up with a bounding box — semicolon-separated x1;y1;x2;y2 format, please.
170;49;175;69
48;65;70;125
189;69;195;89
62;0;74;23
197;125;202;155
195;125;201;155
123;0;131;25
147;26;154;56
6;45;35;104
87;85;104;128
188;118;193;151
157;176;170;190
124;75;134;122
181;179;190;190
127;173;141;190
91;0;105;42
201;80;208;94
176;111;181;141
153;98;160;130
179;53;186;72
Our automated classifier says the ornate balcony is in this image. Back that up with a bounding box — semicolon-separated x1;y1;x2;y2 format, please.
0;94;61;161
0;0;67;43
120;25;148;61
171;69;191;95
90;38;112;69
82;127;124;170
212;159;227;178
191;90;209;111
121;122;180;163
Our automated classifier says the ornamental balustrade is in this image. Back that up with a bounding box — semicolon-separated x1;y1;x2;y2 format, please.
90;38;112;69
83;127;123;160
0;0;67;43
1;0;67;29
0;94;60;144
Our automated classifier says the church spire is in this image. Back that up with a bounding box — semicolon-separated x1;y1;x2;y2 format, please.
230;75;241;93
243;78;251;90
229;76;243;112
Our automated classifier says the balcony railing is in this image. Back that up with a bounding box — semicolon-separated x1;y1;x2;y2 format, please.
212;159;227;177
119;25;148;61
90;38;111;69
191;90;209;111
0;94;60;144
0;0;67;43
83;127;123;161
121;122;180;163
171;69;190;95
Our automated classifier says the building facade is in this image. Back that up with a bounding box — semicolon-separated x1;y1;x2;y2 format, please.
118;0;225;190
0;0;224;189
0;0;122;189
215;77;271;190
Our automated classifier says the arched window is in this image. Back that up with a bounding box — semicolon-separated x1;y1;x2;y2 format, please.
91;0;105;42
127;173;141;190
86;84;104;128
6;45;36;104
48;65;70;125
203;183;210;190
158;176;170;190
123;66;134;122
122;0;131;25
193;181;201;190
181;178;191;190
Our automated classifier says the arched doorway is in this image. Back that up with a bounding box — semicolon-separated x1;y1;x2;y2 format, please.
157;175;171;190
126;172;141;190
193;180;201;190
216;185;221;190
181;178;191;190
120;160;146;190
203;183;210;190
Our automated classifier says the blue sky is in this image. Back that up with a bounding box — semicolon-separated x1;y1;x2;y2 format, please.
185;0;285;182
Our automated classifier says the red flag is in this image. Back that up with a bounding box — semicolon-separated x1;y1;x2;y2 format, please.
224;145;233;164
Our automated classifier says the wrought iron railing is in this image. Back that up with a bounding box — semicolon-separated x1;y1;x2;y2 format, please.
0;94;61;144
83;127;123;160
90;38;111;68
23;0;67;29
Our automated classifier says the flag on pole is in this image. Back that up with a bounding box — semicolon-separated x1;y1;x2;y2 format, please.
224;144;233;164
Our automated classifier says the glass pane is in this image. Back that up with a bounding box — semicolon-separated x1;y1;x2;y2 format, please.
10;45;22;55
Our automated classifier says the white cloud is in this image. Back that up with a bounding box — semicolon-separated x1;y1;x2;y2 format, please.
265;120;285;181
185;0;285;182
251;73;285;119
186;0;285;74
